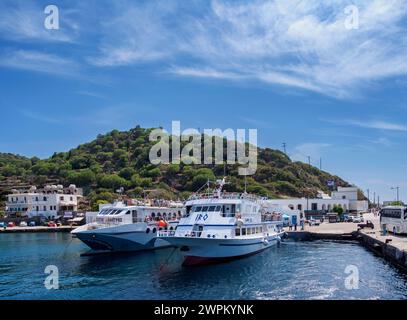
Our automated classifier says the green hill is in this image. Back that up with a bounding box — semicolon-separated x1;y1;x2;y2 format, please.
0;126;350;210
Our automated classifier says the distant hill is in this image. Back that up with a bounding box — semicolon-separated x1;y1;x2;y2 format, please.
0;126;350;210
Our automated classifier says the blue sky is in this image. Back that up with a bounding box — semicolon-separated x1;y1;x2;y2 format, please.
1;0;407;202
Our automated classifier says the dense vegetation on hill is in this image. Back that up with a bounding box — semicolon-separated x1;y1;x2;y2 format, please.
0;126;350;210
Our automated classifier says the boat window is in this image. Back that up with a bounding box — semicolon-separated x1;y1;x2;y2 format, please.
252;227;256;234
247;228;252;235
231;204;236;213
126;210;131;215
242;228;246;236
253;206;257;213
208;206;216;212
202;206;209;212
195;206;202;212
215;206;222;212
236;204;241;213
235;228;241;236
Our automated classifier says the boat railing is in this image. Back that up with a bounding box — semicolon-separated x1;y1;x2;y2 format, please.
188;192;266;202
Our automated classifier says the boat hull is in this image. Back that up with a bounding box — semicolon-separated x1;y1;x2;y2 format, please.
162;233;283;266
72;224;173;253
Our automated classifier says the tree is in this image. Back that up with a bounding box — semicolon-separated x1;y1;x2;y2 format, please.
119;167;136;180
67;169;96;187
98;174;129;190
332;205;344;216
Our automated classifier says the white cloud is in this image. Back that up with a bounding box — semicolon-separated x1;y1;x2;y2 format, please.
0;50;79;77
291;142;332;163
370;137;394;146
323;118;407;131
88;0;407;98
0;1;76;43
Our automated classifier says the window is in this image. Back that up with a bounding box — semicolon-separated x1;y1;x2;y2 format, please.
208;206;216;212
242;228;246;236
132;210;138;223
235;228;241;236
60;196;64;201
247;228;252;235
195;206;202;212
215;206;221;212
202;206;209;212
43;197;47;201
311;203;318;211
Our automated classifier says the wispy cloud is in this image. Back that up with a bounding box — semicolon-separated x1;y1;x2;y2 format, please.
323;118;407;132
75;91;106;99
0;1;76;43
88;0;407;98
21;109;61;124
291;142;331;163
370;137;394;146
0;50;79;77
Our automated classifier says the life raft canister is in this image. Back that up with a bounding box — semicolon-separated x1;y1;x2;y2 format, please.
157;220;168;228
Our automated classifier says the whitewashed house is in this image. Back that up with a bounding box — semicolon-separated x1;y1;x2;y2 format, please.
5;185;82;219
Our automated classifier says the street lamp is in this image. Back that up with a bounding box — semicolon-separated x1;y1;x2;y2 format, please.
391;187;400;203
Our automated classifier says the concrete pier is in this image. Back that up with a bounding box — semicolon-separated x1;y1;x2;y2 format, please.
0;226;75;233
286;212;407;273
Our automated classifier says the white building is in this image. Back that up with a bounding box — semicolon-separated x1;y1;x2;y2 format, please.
266;187;368;217
5;185;82;219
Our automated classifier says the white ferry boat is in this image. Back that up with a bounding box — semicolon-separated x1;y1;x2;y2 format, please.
159;178;284;266
72;201;184;253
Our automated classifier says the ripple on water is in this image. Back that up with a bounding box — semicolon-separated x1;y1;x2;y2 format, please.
1;235;407;300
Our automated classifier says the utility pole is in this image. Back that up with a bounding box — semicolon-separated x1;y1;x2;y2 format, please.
307;156;311;166
367;189;370;204
319;157;322;170
391;186;400;203
373;192;376;207
282;142;287;155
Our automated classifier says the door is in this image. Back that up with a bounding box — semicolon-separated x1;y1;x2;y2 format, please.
192;224;204;237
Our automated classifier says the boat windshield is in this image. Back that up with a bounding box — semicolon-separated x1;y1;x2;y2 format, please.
193;205;222;213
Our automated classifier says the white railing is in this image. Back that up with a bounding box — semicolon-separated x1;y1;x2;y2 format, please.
188;192;265;202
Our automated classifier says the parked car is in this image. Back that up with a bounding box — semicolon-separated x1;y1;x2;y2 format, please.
309;218;320;226
19;221;28;227
7;222;16;228
353;216;362;223
28;221;36;227
346;216;354;222
0;222;6;228
358;220;375;230
47;221;57;227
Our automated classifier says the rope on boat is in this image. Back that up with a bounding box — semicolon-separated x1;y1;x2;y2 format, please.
160;247;178;271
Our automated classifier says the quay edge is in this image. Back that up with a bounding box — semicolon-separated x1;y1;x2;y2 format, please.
286;230;407;273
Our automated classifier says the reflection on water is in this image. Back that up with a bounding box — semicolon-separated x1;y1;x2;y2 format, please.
0;233;407;300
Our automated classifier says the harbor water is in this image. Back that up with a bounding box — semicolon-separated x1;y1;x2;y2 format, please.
1;233;407;300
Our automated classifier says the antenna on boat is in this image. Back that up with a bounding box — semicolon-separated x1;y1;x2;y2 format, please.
215;177;226;198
